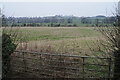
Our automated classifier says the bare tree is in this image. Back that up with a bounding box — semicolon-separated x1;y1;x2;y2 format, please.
96;2;120;79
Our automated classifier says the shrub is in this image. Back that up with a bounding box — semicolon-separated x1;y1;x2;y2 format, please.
2;33;17;78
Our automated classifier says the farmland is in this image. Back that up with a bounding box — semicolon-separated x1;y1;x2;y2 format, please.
2;2;118;78
6;27;108;57
4;26;113;78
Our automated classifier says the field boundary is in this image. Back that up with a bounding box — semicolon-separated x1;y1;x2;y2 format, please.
10;50;113;78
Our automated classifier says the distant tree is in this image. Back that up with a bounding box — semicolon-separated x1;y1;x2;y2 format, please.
44;19;50;23
54;23;60;27
36;24;40;26
40;23;43;26
92;24;94;27
64;22;67;27
48;24;50;27
51;23;53;27
95;19;99;27
81;18;88;24
67;18;72;23
58;24;60;27
22;23;26;27
73;24;77;27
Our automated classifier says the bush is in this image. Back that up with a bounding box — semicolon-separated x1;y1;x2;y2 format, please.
2;33;17;78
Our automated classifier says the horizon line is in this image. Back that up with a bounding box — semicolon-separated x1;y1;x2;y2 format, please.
6;15;114;18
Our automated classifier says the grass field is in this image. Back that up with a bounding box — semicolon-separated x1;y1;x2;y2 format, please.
5;27;108;57
4;27;113;78
13;27;101;40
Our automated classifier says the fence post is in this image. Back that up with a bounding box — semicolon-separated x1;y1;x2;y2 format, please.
108;58;111;80
22;52;27;73
82;57;85;79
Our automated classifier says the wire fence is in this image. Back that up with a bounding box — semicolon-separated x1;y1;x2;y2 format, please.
9;50;114;78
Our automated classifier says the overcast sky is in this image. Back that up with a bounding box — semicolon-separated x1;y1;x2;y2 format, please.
1;1;118;17
1;0;119;2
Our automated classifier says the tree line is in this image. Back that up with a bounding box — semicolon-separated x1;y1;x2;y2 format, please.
2;15;116;27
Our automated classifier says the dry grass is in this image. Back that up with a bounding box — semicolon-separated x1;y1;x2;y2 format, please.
4;27;108;57
4;27;113;78
10;27;107;57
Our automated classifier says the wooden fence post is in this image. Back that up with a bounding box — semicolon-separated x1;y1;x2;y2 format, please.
82;57;85;79
22;52;27;73
108;58;111;80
